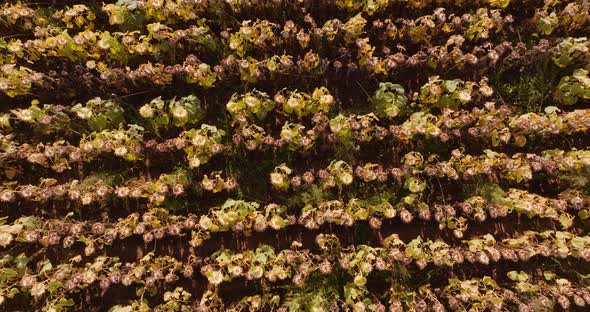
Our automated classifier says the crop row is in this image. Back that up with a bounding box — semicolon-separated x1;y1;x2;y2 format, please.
1;183;587;252
2;103;590;179
3;1;587;61
3;33;589;101
2;142;589;199
4;73;589;141
1;0;549;26
1;9;516;66
2;230;590;310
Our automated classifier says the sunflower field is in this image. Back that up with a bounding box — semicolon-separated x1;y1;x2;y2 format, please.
0;0;590;311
